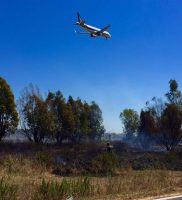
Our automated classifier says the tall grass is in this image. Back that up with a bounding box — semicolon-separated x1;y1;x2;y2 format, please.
0;178;17;200
0;150;181;199
3;155;24;174
0;171;180;200
35;177;92;200
92;170;180;199
35;151;53;168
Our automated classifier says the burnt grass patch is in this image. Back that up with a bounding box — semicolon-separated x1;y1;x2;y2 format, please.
0;141;181;176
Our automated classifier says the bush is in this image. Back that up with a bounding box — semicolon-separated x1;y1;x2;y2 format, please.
35;177;92;200
0;178;17;200
92;152;120;174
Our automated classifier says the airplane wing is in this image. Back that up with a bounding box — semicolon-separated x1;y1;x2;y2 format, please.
95;25;110;34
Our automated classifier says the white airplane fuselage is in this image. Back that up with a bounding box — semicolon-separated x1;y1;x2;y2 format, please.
77;23;111;38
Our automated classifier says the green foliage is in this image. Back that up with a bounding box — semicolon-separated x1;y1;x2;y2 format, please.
92;152;120;174
88;101;105;140
61;103;75;140
35;177;92;200
165;79;182;104
46;91;74;144
124;79;182;151
71;177;92;196
18;84;55;143
68;97;105;143
0;77;18;141
68;98;89;142
19;88;105;144
36;179;70;200
120;109;139;139
0;178;17;200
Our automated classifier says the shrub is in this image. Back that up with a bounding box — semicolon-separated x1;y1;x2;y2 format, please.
92;152;120;174
0;178;17;200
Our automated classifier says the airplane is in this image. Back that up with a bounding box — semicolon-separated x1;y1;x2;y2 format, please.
74;12;111;39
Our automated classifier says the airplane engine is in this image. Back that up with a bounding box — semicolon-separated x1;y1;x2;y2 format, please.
90;33;97;37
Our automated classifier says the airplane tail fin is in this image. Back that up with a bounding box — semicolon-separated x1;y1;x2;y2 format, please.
77;12;85;25
77;12;82;23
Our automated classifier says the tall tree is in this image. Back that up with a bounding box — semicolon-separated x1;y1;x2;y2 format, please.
89;101;105;140
61;102;75;141
136;97;166;149
120;109;139;139
159;103;182;151
140;80;182;150
18;84;55;143
46;91;65;144
69;98;84;142
80;102;91;138
68;97;105;142
137;108;157;149
0;77;18;141
138;109;156;137
46;91;75;144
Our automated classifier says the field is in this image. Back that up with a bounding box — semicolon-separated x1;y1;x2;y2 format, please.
0;141;181;200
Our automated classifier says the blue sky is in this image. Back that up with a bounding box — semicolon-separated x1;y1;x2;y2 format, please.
1;0;182;133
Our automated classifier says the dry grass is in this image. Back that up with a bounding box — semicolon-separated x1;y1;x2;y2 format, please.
0;155;181;200
0;141;181;199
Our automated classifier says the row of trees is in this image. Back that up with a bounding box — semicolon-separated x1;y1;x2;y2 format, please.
1;75;182;150
120;80;182;151
0;77;105;144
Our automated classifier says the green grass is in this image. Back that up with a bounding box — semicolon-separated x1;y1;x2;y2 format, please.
35;177;92;200
0;178;17;200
